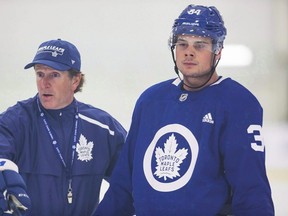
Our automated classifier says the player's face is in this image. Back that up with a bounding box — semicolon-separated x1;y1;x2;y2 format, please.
35;64;80;109
175;35;220;89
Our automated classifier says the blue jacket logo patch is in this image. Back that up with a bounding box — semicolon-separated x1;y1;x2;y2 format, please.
76;134;94;162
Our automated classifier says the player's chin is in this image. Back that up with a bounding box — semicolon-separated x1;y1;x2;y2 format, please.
179;69;199;78
179;65;197;73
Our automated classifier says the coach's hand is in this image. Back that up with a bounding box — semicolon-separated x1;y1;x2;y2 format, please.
0;160;31;216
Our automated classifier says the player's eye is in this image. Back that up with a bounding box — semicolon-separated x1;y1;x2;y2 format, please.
193;42;209;50
175;41;189;49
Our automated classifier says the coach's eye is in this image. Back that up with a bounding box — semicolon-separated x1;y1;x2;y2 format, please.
49;72;61;78
36;72;45;78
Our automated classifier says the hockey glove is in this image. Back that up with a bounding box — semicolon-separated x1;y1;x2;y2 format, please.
0;162;31;216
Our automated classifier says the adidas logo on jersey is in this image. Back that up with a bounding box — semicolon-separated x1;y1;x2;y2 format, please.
202;113;214;124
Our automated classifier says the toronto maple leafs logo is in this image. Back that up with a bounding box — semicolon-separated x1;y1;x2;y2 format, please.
52;51;58;57
76;134;94;162
154;134;188;181
143;124;199;192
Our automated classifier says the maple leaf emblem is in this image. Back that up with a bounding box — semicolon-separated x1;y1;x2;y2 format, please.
76;134;94;162
51;51;58;57
154;133;188;181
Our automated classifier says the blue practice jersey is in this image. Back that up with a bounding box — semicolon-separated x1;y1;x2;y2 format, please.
0;95;126;216
95;77;274;216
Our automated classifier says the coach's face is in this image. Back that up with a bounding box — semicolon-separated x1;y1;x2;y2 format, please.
34;64;80;109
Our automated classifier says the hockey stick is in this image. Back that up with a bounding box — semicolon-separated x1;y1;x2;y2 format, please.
8;195;24;216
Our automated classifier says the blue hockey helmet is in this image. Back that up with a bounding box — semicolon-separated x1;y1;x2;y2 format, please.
169;4;227;54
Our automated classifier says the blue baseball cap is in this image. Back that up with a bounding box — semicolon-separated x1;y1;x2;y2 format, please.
24;39;81;71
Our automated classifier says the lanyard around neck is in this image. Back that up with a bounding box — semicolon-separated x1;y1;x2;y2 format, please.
36;97;79;173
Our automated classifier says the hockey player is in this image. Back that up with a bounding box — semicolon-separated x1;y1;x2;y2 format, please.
94;4;274;216
0;39;126;216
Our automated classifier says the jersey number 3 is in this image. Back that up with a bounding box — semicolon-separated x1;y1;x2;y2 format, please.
247;124;265;152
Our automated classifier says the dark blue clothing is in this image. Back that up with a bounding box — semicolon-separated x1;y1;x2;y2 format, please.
0;95;126;216
95;77;274;216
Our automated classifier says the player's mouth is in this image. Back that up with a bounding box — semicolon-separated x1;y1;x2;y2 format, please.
183;60;197;65
183;61;197;68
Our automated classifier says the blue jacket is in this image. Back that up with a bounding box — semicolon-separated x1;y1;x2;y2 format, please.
95;77;274;216
0;95;126;216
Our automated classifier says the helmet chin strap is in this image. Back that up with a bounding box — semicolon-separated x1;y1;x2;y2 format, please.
170;47;220;90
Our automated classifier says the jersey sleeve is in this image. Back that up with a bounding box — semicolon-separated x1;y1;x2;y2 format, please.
103;117;127;181
0;107;22;160
220;93;274;215
94;101;143;216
